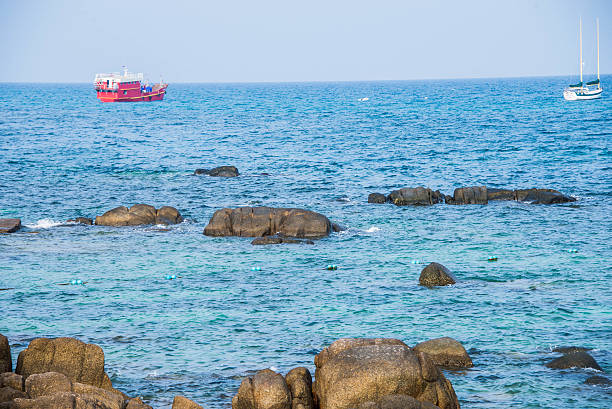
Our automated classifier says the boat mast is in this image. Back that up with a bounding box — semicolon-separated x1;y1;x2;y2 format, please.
580;17;583;84
597;17;600;82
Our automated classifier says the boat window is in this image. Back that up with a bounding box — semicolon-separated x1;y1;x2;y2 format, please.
123;90;127;95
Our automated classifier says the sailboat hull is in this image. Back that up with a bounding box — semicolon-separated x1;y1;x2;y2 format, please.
563;88;603;101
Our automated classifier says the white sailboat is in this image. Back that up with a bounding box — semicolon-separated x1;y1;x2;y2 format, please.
563;18;603;101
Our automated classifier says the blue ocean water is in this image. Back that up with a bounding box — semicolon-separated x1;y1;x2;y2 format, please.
0;77;611;408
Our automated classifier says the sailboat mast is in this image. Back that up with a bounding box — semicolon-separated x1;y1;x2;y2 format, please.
597;18;600;81
580;17;583;83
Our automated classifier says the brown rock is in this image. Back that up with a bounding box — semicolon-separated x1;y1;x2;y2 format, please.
486;188;515;201
25;372;72;398
285;367;313;409
314;338;409;370
368;193;387;204
387;188;444;206
0;373;22;391
413;338;473;369
72;382;124;408
419;263;456;288
156;206;184;225
545;351;602;371
355;394;441;409
0;386;26;403
10;390;120;409
126;397;154;409
0;219;21;234
15;337;113;390
66;217;93;225
0;335;10;373
313;341;459;409
446;186;487;205
172;395;204;409
195;166;239;177
514;188;576;204
204;207;332;239
232;369;291;409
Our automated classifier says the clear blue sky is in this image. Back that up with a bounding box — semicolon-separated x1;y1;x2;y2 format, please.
0;0;610;82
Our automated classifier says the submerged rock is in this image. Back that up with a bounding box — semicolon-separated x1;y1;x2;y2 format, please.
446;186;487;205
413;337;473;369
368;193;387;204
285;367;314;409
204;207;332;239
419;263;456;288
232;369;291;409
313;338;459;409
387;187;445;206
0;219;21;234
0;334;11;373
585;375;612;386
194;166;239;177
545;351;602;371
95;204;183;226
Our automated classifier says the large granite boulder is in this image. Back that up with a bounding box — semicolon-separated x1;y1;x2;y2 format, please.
204;207;332;239
545;351;602;371
387;188;445;206
0;386;26;403
368;193;387;204
172;395;204;409
313;338;459;409
95;204;183;226
194;166;239;177
0;219;21;234
285;367;314;409
15;337;113;390
514;188;575;204
232;368;291;409
446;186;487;205
0;335;11;373
24;372;72;398
413;338;473;369
355;394;441;409
0;373;22;391
419;263;456;288
8;391;121;409
314;338;409;369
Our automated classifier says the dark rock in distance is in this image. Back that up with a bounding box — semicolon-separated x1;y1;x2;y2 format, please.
368;193;387;204
387;187;445;206
419;263;456;287
514;188;576;204
413;337;473;369
545;351;602;371
66;217;93;225
251;236;314;245
486;188;515;201
332;223;346;232
446;186;488;205
0;334;11;373
0;219;21;233
585;375;612;386
194;166;239;177
552;346;591;354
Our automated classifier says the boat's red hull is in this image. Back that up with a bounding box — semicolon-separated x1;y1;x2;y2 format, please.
96;84;168;103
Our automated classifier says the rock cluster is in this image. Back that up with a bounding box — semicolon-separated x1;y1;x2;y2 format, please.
0;219;21;234
95;204;183;226
204;207;332;239
369;186;575;206
0;333;204;409
194;166;239;177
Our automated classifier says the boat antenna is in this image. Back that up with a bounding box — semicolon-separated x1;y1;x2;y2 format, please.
579;17;583;84
597;17;600;82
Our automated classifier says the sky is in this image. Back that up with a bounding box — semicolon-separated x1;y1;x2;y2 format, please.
0;0;610;83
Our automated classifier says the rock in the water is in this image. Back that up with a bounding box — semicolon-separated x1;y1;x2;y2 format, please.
552;346;591;354
545;351;602;371
355;394;441;409
0;386;26;403
387;188;445;206
0;335;11;373
232;368;291;409
486;188;515;201
0;219;21;234
126;397;154;409
313;338;459;409
204;207;332;239
446;186;487;205
251;236;314;245
515;188;575;204
368;193;387;204
419;263;456;288
331;223;345;232
66;217;93;225
194;166;239;177
25;372;72;398
585;375;612;386
0;373;23;391
286;367;314;409
15;337;113;390
172;395;205;409
95;204;182;226
413;338;473;369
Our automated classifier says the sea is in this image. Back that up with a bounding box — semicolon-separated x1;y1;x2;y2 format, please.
0;77;611;408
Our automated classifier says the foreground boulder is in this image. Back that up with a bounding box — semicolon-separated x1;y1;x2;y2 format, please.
0;335;11;373
0;373;22;391
419;263;456;288
95;204;183;226
194;166;239;177
355;394;441;409
413;338;473;369
545;351;602;371
313;338;459;409
204;207;332;239
0;219;21;234
285;367;314;409
446;187;487;205
15;337;113;390
232;369;291;409
367;193;387;204
387;188;445;206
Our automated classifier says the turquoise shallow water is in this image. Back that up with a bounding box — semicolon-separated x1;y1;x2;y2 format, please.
0;78;611;408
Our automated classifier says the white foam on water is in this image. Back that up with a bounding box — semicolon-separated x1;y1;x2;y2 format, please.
269;366;278;371
365;226;381;233
25;219;63;229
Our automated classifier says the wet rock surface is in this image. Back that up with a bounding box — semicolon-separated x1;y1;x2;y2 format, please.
585;375;612;386
66;217;93;225
413;338;473;369
419;263;456;287
194;166;239;177
251;236;315;245
387;187;445;206
367;193;387;204
446;186;487;205
0;219;21;234
95;204;183;226
545;351;602;371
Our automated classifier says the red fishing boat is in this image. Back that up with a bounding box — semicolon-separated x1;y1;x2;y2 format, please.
94;67;167;102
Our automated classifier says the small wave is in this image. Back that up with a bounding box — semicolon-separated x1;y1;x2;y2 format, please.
358;97;369;102
25;219;63;229
365;226;381;233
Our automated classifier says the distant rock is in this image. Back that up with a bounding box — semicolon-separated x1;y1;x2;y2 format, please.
66;217;93;225
0;219;21;234
486;188;515;201
232;368;291;409
194;166;239;177
446;186;488;205
545;351;602;371
514;188;576;204
251;236;314;245
585;375;612;386
413;337;473;369
95;204;183;226
419;263;456;288
172;395;205;409
368;193;387;204
204;207;332;239
552;346;591;354
285;367;314;409
387;187;445;206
